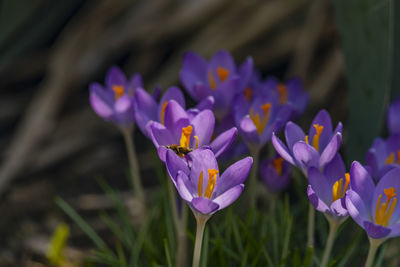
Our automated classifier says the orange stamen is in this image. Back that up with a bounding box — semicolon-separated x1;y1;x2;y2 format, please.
161;102;168;125
208;70;216;90
312;124;324;151
204;169;219;198
217;67;229;81
112;85;124;100
375;187;397;227
249;102;272;135
277;83;288;104
244;87;253;101
180;125;193;148
272;157;284;176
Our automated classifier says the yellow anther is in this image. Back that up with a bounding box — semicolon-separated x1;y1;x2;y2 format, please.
375;187;397;227
217;67;230;81
272;157;284;176
204;169;219;198
249;102;272;135
180;125;193;149
385;151;400;165
244;87;253;101
397;151;400;164
305;135;309;144
311;124;324;151
208;70;217;90
161;102;168;125
112;85;124;100
194;136;199;149
277;83;288;104
198;171;204;197
332;172;350;202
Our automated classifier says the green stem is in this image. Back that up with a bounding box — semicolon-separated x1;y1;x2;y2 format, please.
248;147;260;209
167;178;180;233
320;218;339;267
192;215;208;267
121;128;145;204
307;204;315;249
365;237;384;267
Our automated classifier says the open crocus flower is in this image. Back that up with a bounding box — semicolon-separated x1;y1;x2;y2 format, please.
388;98;400;135
233;92;292;148
89;66;142;128
179;50;253;117
365;135;400;182
272;109;342;175
148;100;237;162
165;149;253;216
307;154;349;219
346;162;400;239
134;86;214;138
260;155;291;193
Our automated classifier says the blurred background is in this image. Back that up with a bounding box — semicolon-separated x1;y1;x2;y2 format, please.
0;0;395;265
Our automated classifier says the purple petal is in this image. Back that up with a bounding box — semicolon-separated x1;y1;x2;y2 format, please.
319;133;342;169
191;197;219;215
345;190;370;227
308;167;332;205
293;142;319;171
191;110;215;146
166;150;190;183
114;96;134;124
363;221;391;239
324;154;346;188
309;110;333;151
164;100;190;140
209;50;236;73
330;198;348;217
350;161;375;204
188;149;219;196
89;83;114;119
195;96;215;111
238;57;254;91
307;185;330;213
159;86;186;117
129;73;143;90
387;222;400;237
106;66;127;88
210;127;237;158
213;184;244;210
233;95;250;125
216;157;253;195
272;134;296;166
134;88;157;136
285;121;306;151
176;171;194;202
239;116;260;144
388;98;400;135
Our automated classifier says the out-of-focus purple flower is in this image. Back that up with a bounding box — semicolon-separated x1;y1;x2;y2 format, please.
388;98;400;135
148;100;237;162
89;66;142;128
346;162;400;239
165;148;253;216
365;135;400;182
307;154;349;219
233;92;292;148
260;155;291;193
179;50;253;117
272;109;342;175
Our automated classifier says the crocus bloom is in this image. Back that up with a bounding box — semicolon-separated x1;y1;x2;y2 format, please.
388;98;400;135
272;109;342;175
260;155;291;193
134;86;214;138
346;162;400;239
179;50;253;117
148;100;237;162
89;66;142;128
365;135;400;182
233;92;292;148
165;149;253;215
307;154;349;219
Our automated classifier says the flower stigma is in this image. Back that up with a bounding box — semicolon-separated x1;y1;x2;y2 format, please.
375;187;397;227
277;83;288;104
160;102;168;125
249;102;272;135
332;173;350;202
112;85;124;100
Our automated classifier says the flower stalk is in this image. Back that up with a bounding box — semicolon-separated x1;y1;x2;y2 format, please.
365;238;384;267
192;215;209;267
320;217;340;267
248;146;261;209
307;203;315;249
121;128;145;205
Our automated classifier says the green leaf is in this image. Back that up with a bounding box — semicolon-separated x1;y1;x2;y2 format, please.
334;0;398;160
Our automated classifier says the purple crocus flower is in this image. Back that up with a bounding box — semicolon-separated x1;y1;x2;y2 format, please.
346;162;400;239
260;155;291;193
89;66;142;129
365;135;400;182
148;100;237;162
179;50;253;117
233;91;292;148
388;98;400;135
133;86;214;138
272;109;342;175
165;148;253;216
307;154;349;219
